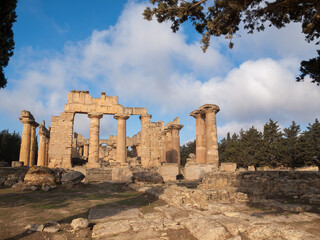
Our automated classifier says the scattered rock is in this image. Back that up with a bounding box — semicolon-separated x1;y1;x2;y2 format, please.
132;171;164;183
24;166;56;187
71;218;89;230
24;224;44;232
61;171;85;186
92;220;131;238
43;226;59;233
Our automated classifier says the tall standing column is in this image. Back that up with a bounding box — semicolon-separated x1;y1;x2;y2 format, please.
140;114;152;167
165;130;172;163
88;113;103;168
29;122;39;167
170;124;183;165
160;132;167;163
38;127;46;166
190;110;207;163
83;143;89;159
200;104;220;167
37;122;50;166
114;114;130;164
19;111;37;166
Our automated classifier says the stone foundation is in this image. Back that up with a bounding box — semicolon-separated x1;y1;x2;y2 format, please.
157;163;179;181
183;163;215;181
199;171;320;204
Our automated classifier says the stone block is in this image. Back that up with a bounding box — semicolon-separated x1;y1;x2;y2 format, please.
183;163;214;181
112;167;132;182
157;163;179;182
12;161;24;167
220;162;237;172
248;166;256;171
295;166;319;171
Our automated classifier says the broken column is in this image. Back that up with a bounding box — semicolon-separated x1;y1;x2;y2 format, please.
19;110;38;166
114;114;130;164
87;113;103;168
190;110;206;164
37;121;50;166
140;114;152;167
29;121;39;166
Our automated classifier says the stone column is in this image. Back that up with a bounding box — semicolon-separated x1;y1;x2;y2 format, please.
114;114;130;164
83;143;89;159
37;122;50;167
190;110;207;163
165;130;172;163
170;124;183;165
140;114;152;167
38;127;47;166
160;132;167;163
200;104;220;167
87;113;103;168
29;122;39;166
19;111;37;166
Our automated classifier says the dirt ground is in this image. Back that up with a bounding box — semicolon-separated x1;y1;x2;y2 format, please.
0;182;197;240
1;182;320;240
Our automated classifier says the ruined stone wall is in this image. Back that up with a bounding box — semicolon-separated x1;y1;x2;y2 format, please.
48;112;74;168
199;171;320;204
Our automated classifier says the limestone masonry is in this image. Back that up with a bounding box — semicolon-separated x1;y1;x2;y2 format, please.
16;90;224;181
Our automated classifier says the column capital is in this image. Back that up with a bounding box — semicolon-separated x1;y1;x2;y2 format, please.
19;117;35;125
139;114;152;120
190;110;205;118
114;114;130;120
199;104;220;114
88;113;103;119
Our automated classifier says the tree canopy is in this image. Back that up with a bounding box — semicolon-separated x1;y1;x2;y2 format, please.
144;0;320;85
0;0;17;89
218;118;320;168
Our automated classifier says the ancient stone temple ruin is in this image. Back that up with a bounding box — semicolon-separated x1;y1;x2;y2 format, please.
18;90;222;181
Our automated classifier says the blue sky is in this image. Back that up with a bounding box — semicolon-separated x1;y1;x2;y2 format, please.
1;0;320;144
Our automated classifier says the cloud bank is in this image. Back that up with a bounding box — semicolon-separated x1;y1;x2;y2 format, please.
1;1;319;140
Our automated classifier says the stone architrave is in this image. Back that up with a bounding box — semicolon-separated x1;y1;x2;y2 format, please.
170;124;183;165
29;122;39;166
114;114;130;164
87;113;103;168
140;114;152;167
38;122;50;166
19;110;38;166
190;110;206;164
200;104;220;167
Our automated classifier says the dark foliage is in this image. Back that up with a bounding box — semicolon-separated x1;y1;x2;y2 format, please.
0;129;21;164
144;0;320;85
180;140;196;166
0;0;17;89
217;118;320;168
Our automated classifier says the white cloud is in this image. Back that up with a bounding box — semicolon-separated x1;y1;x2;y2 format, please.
1;1;320;142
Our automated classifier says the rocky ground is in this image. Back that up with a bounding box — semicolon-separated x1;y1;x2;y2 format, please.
0;181;320;240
